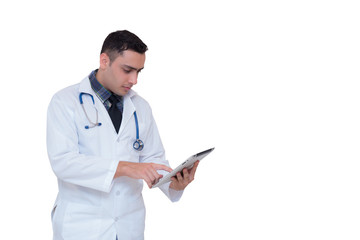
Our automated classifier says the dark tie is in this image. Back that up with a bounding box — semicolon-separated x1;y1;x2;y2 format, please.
108;95;122;133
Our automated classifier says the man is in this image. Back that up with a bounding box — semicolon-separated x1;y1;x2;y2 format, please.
47;30;199;240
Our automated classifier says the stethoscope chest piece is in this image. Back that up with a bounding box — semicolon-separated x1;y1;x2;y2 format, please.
133;139;144;151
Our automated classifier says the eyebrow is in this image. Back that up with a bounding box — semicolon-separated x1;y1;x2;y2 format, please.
122;64;144;72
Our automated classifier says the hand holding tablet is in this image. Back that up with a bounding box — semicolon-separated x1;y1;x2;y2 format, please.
152;147;215;189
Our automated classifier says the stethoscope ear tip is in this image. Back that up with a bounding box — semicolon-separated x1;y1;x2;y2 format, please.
85;123;102;129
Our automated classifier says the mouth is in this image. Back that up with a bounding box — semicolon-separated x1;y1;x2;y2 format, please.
123;86;132;91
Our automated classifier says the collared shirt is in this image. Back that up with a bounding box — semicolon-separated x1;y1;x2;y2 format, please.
89;69;123;112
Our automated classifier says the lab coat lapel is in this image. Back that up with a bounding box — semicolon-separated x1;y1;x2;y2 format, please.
118;90;136;137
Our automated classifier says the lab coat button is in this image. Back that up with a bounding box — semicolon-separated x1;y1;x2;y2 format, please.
116;191;120;196
114;217;119;222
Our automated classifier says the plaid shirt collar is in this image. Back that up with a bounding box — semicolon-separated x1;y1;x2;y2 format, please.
89;69;123;111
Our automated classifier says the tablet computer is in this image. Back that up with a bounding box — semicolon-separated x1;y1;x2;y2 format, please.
152;147;215;188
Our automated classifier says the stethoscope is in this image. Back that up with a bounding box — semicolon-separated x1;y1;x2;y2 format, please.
79;92;144;151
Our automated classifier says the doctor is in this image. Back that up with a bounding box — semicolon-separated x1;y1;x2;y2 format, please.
47;30;199;240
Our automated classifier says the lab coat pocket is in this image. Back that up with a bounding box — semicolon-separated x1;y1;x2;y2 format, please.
130;197;146;238
117;196;146;238
77;122;102;139
51;200;67;239
77;123;102;153
62;202;102;240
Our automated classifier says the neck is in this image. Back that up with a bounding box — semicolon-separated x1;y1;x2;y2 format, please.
95;69;108;90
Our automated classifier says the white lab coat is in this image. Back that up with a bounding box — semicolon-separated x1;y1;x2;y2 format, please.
47;76;182;240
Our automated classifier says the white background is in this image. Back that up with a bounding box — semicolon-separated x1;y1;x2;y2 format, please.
0;0;359;239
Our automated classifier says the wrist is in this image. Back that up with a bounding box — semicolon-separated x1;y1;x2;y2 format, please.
114;161;129;178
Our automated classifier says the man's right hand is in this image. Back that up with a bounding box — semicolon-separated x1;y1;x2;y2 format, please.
114;162;173;188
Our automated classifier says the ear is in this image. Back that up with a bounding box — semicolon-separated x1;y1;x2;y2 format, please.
99;53;110;70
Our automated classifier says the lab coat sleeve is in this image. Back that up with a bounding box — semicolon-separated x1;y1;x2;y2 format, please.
139;107;183;202
157;173;184;202
47;94;118;193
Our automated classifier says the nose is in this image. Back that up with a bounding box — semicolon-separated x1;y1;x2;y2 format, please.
129;72;138;85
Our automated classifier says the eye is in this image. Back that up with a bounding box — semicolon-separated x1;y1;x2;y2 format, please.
123;68;131;74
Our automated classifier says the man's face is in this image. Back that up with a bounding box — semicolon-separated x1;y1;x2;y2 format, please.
99;50;145;96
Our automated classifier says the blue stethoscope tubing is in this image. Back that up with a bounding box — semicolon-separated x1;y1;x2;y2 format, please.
132;112;144;151
79;93;101;129
79;92;144;151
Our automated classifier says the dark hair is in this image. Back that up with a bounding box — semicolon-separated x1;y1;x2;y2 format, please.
100;30;148;62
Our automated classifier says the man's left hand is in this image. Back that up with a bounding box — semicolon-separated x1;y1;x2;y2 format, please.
169;160;199;191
